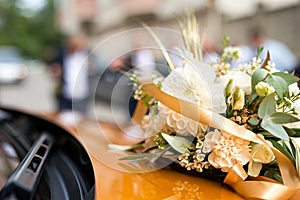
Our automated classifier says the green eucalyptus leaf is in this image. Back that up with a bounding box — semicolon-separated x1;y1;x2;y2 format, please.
261;116;289;140
119;153;158;162
263;170;283;183
161;133;194;154
108;143;143;151
284;127;298;137
269;139;294;163
289;139;296;157
270;112;300;124
290;128;300;137
258;93;276;118
290;139;300;177
251;69;269;96
260;131;274;138
272;72;300;85
282;141;295;163
266;75;288;99
248;117;260;125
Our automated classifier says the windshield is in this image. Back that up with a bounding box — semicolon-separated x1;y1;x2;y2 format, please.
0;47;22;63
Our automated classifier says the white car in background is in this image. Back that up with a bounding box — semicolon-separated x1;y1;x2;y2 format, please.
0;46;28;84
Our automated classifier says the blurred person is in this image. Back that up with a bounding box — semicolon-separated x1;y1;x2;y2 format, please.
130;34;156;77
231;45;253;68
96;54;135;119
203;39;220;64
250;28;298;72
103;49;154;118
127;43;156;118
108;55;133;72
107;55;137;117
50;34;91;114
131;48;156;77
99;55;133;100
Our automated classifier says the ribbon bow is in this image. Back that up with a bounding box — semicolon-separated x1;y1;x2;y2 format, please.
132;81;300;200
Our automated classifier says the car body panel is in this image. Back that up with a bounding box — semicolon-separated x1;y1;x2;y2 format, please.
70;119;244;200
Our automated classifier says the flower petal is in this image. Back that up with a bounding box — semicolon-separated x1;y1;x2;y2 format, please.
248;161;262;177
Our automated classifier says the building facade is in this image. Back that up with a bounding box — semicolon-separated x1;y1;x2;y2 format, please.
55;0;300;58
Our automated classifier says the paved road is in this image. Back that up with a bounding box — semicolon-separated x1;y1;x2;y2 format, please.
0;65;129;124
0;67;56;113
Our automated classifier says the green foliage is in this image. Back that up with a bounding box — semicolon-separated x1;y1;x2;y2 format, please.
261;117;289;140
222;36;230;49
272;72;299;86
161;133;195;154
251;70;298;100
258;93;290;140
269;113;299;124
108;143;143;151
251;69;268;96
256;46;264;58
290;139;300;177
154;132;168;149
118;147;176;163
119;153;160;162
266;75;288;99
269;139;295;164
263;169;282;183
248;117;260;126
0;0;63;61
252;70;300;140
288;128;300;137
258;93;276;118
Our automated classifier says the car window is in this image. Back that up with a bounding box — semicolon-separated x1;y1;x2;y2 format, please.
0;47;22;63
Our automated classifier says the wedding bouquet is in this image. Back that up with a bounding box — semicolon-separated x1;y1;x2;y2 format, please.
110;12;300;199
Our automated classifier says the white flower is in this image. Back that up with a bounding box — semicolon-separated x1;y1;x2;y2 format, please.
293;99;300;117
220;71;252;95
248;143;274;177
238;57;265;75
225;79;234;98
255;81;275;97
232;88;245;110
265;61;276;72
140;59;226;137
160;104;207;137
222;46;241;60
280;94;300;128
202;129;220;153
251;57;262;68
284;83;300;117
289;83;300;97
214;62;231;76
162;62;225;111
203;130;251;172
156;61;226;136
141;109;166;137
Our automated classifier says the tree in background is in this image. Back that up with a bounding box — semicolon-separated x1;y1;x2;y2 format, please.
0;0;63;61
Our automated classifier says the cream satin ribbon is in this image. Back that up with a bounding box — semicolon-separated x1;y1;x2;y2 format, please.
132;81;300;199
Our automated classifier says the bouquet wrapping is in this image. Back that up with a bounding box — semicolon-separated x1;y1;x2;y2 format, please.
110;12;300;199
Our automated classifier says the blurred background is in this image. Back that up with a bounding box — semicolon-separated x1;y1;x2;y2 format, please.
0;0;299;123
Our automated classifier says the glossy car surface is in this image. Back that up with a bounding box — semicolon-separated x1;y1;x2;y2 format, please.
0;108;95;199
0;108;243;200
74;118;244;200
